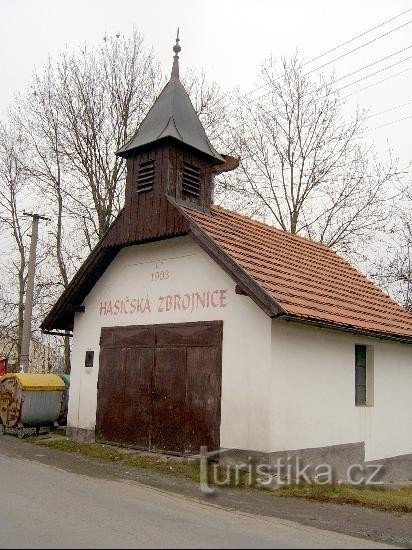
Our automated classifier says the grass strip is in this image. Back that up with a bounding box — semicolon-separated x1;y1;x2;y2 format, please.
277;482;412;513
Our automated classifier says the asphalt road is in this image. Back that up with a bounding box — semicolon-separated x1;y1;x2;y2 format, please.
0;448;397;549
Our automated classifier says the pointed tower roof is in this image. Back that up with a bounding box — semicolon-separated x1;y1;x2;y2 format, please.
116;32;225;163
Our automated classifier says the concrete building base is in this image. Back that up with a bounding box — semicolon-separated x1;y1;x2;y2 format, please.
67;427;96;444
366;453;412;484
65;428;412;484
219;443;412;485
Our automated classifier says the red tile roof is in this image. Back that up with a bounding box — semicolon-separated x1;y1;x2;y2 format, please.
182;205;412;341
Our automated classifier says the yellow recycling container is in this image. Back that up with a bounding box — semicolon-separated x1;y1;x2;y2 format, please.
0;373;65;436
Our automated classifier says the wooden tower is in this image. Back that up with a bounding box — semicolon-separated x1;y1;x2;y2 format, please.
112;32;226;245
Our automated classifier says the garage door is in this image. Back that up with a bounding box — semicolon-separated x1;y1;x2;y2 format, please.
95;322;222;455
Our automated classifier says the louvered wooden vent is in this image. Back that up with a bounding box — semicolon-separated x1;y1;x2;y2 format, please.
137;160;155;192
182;162;201;197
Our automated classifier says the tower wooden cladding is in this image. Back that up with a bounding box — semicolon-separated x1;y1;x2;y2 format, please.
119;141;216;242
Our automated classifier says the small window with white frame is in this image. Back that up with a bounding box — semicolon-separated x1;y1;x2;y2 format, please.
355;344;374;406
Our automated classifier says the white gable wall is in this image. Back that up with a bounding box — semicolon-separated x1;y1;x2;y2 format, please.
68;234;412;461
270;321;412;461
69;236;272;452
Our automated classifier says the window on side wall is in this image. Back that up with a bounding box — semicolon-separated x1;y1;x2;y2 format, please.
355;344;374;406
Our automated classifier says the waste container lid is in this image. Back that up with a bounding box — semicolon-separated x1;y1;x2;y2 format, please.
0;373;65;391
57;374;70;388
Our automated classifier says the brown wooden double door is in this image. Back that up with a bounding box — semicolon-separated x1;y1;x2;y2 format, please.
96;322;222;455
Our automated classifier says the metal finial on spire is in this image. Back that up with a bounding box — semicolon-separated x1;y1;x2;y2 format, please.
171;28;181;79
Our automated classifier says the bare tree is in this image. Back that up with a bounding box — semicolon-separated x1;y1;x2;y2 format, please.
12;63;77;372
371;176;412;309
0;121;30;363
5;31;163;371
42;31;163;247
221;55;399;256
381;226;412;310
182;68;230;148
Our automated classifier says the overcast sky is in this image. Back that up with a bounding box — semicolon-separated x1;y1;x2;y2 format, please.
1;0;411;167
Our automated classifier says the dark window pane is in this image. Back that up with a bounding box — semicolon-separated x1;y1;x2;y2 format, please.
355;345;367;406
357;365;366;386
355;345;366;367
356;385;367;406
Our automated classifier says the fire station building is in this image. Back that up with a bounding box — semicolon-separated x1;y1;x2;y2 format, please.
42;39;412;481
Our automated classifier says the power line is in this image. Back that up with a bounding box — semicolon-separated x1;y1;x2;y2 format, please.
304;18;412;76
213;13;412;126
236;56;412;109
215;11;412;114
334;54;412;93
342;66;412;99
303;8;412;66
229;8;412;104
366;100;412;119
334;44;412;84
227;69;412;136
229;41;412;112
367;113;412;132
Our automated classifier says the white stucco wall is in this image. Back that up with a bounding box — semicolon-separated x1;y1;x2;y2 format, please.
68;234;412;461
69;236;272;452
270;321;412;461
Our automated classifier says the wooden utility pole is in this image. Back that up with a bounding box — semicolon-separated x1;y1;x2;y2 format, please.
20;212;50;373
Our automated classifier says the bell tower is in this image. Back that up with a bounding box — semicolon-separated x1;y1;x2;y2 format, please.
114;32;226;244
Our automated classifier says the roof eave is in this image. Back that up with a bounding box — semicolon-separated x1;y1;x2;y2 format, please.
280;315;412;345
116;135;225;164
40;238;120;332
